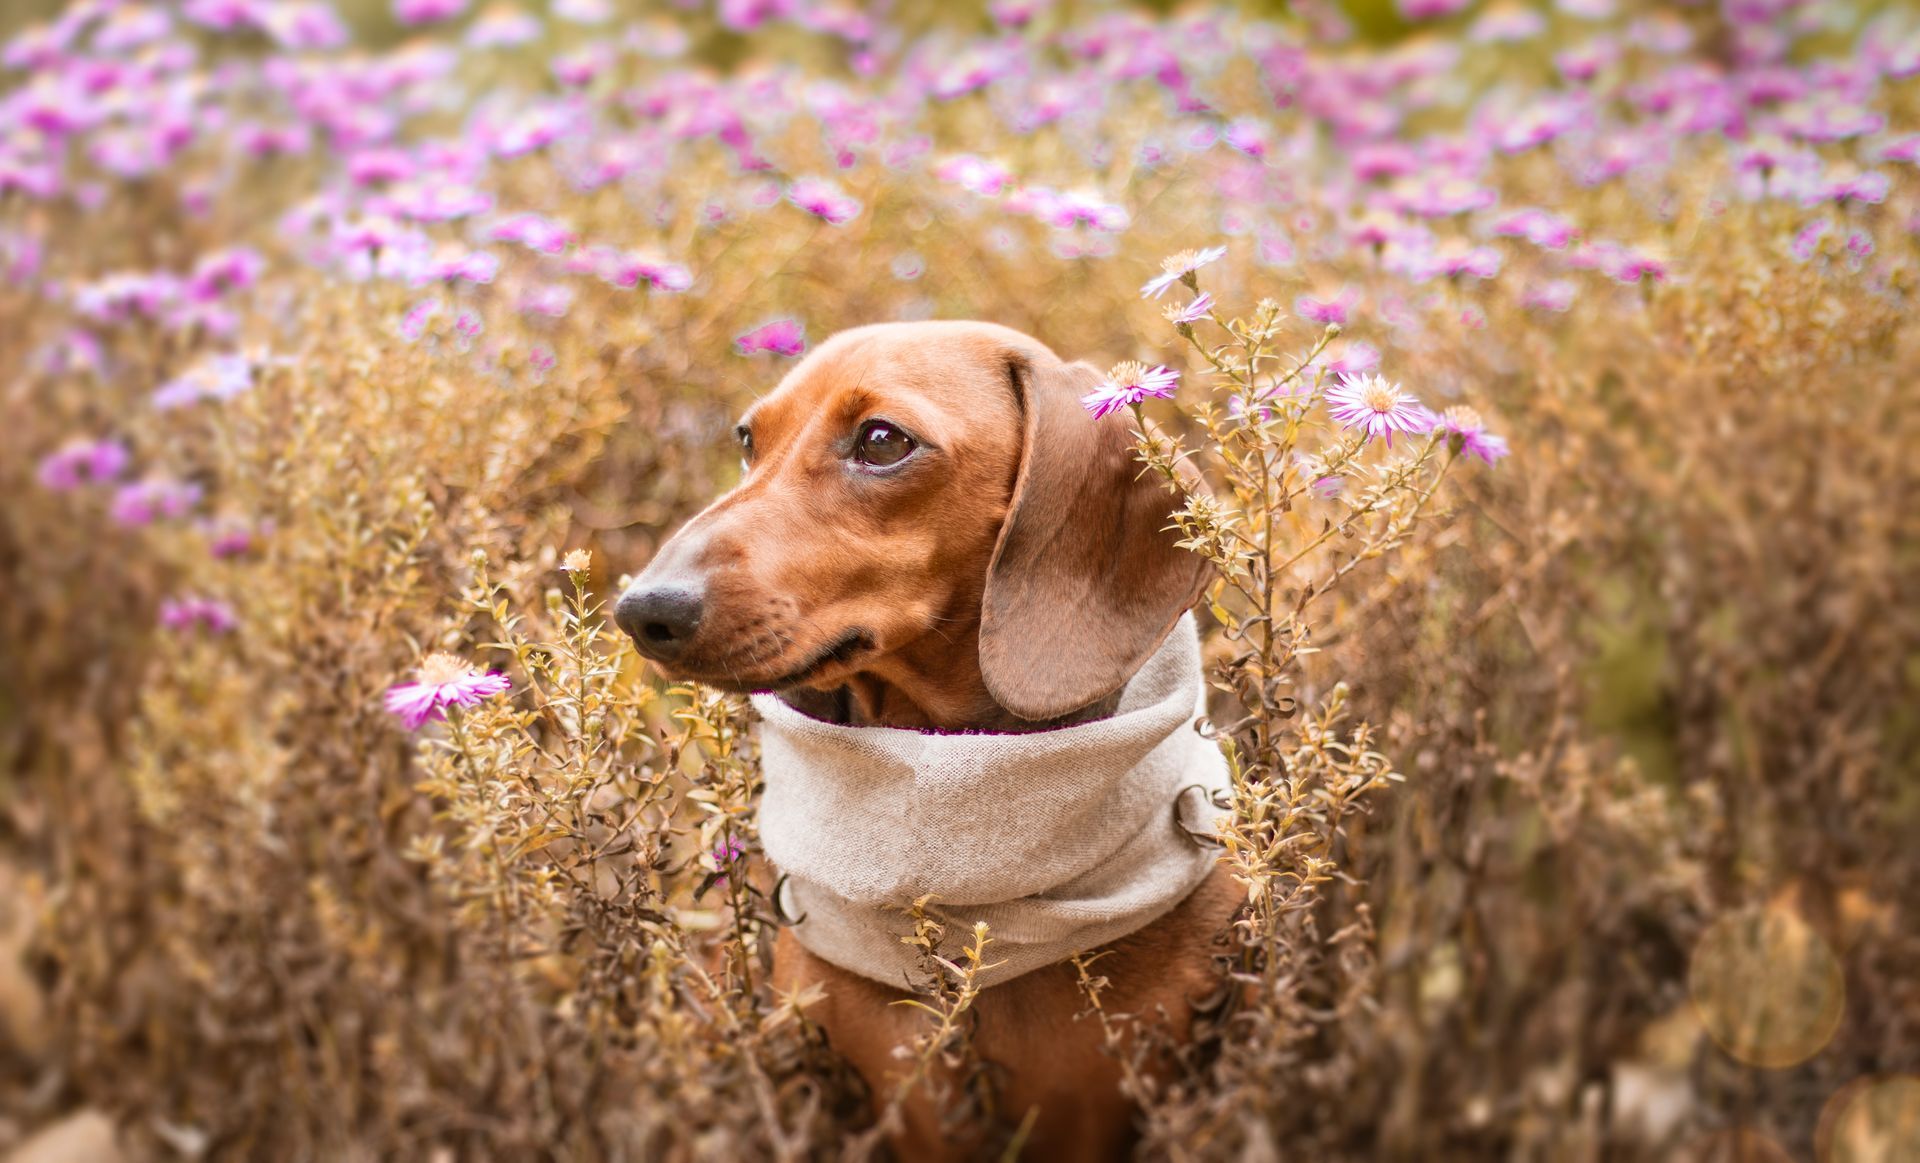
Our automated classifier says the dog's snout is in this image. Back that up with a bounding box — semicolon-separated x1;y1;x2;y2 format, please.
615;584;705;660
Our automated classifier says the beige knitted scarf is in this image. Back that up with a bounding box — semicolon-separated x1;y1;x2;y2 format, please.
752;613;1230;990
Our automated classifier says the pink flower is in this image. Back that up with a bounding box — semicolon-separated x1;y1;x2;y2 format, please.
1081;361;1179;419
1809;169;1890;208
518;284;575;318
1319;340;1383;377
1440;406;1510;465
1522;279;1577;313
154;353;256;410
1324;375;1434;445
483;213;572;253
188;248;266;300
159;596;238;635
736;318;806;356
1165;292;1214;325
1399;0;1472;18
394;0;467;26
468;5;543;47
1044;190;1129;232
1141;246;1227;299
1296;288;1357;326
111;478;202;525
399;296;442;341
1791;218;1830;262
1491;208;1577;250
935;154;1011;196
384;653;512;729
203;518;271;558
601;252;692;292
1224;118;1271;159
37;438;131;491
1603;246;1668;284
787;177;862;224
1880;136;1920;165
709;836;746;885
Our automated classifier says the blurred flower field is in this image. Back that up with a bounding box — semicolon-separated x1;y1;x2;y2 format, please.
3;0;1919;1158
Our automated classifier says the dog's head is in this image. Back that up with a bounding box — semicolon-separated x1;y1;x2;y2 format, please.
614;321;1209;723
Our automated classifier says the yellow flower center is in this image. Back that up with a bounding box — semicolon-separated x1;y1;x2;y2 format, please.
1107;360;1150;389
1362;381;1401;413
1161;250;1203;274
415;652;474;686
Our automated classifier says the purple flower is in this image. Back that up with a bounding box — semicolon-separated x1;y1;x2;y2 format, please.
1440;406;1510;465
1399;0;1471;18
601;252;692;292
1809;169;1890;208
1880;136;1920;166
1427;243;1503;281
1491;208;1577;250
1394;176;1497;218
1081;361;1179;419
384;653;512;729
1164;292;1214;325
188;248;266;301
736;318;806;356
517;284;575;318
1470;5;1546;42
111;478;203;526
1224;118;1271;159
1141;246;1227;299
1602;246;1668;284
1296;288;1357;326
347;147;416;186
709;836;746;884
1324;374;1434;445
399;296;442;341
1040;190;1129;232
935;154;1012;196
154;353;256;410
204;518;270;559
394;0;467;25
159;596;238;635
183;0;271;31
261;2;349;49
37;438;131;491
787;177;862;224
423;249;499;285
1319;340;1383;377
468;6;543;47
1791;218;1830;262
1522;279;1577;313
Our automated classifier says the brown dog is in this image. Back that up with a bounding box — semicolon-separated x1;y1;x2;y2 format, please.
615;322;1238;1159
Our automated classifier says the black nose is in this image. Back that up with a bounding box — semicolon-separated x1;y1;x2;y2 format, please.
614;585;704;660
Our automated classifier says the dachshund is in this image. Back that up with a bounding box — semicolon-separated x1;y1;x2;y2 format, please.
615;321;1237;1160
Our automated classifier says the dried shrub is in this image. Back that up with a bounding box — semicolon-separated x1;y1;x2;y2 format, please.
2;1;1917;1160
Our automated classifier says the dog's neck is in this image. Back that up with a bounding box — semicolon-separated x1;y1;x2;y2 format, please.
779;617;1119;733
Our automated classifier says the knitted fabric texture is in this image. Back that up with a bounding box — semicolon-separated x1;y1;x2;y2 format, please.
752;613;1229;989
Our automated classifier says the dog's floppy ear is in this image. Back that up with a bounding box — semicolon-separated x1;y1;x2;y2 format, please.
979;349;1213;722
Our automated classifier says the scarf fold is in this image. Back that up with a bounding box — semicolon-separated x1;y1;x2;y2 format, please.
752;613;1229;989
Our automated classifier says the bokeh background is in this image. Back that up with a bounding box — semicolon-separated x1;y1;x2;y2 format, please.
2;0;1918;1159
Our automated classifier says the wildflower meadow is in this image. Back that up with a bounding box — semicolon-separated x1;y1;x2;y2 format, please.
3;0;1919;1158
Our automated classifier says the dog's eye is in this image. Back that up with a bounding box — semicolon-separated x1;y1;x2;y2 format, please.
736;425;754;464
853;420;915;467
